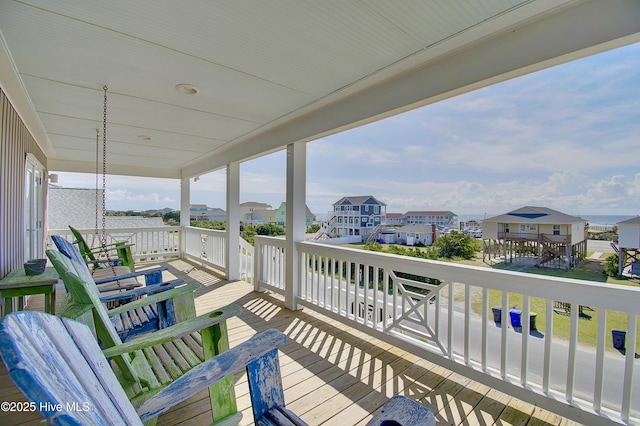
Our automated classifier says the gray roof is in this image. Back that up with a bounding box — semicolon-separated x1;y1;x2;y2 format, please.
618;216;640;225
483;206;585;225
397;224;435;233
333;195;386;207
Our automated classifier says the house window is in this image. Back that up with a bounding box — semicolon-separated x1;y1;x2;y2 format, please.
503;224;510;233
374;206;379;214
553;225;561;235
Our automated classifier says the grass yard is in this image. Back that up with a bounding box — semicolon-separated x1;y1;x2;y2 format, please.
473;259;640;353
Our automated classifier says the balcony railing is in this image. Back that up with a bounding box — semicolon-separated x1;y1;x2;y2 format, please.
253;236;640;425
48;226;181;261
498;232;570;244
49;226;254;284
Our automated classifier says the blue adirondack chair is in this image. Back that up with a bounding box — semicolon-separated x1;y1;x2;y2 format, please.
0;312;289;425
1;312;434;426
52;234;165;291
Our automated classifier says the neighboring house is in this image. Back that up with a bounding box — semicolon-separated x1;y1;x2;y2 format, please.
190;204;226;221
384;213;404;225
240;202;273;223
403;211;457;227
327;196;387;241
482;206;588;270
616;216;640;276
245;208;278;225
396;224;437;246
273;202;315;228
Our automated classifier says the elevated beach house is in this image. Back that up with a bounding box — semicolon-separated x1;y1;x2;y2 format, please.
617;216;640;276
325;196;387;241
482;206;588;270
2;2;640;425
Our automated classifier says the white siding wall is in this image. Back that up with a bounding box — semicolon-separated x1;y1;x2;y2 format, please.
1;88;47;278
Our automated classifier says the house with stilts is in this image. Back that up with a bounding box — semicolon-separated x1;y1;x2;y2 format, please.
617;216;640;276
482;206;588;270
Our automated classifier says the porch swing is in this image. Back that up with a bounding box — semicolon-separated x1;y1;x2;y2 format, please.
68;86;135;276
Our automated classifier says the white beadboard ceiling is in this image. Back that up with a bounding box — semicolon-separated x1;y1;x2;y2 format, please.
1;0;639;178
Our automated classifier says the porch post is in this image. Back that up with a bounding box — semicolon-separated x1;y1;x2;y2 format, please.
285;141;306;311
226;162;241;281
180;177;191;257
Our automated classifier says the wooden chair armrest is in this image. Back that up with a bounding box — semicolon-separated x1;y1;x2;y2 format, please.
93;266;169;285
102;303;242;358
136;329;286;423
98;278;183;299
104;281;196;314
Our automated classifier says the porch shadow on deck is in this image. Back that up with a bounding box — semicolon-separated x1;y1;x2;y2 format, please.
1;258;578;426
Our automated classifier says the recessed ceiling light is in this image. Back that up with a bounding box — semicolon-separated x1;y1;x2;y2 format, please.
138;135;153;141
175;83;200;95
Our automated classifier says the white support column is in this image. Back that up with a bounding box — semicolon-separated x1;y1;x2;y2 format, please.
285;142;306;311
180;177;191;257
226;163;241;281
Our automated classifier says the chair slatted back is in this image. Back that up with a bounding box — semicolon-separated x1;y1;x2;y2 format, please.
0;312;142;425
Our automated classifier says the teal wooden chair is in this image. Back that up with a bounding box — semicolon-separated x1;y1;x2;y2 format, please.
46;248;244;424
69;225;136;272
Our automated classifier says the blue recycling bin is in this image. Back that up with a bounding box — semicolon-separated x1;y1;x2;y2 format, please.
612;329;626;350
509;309;522;328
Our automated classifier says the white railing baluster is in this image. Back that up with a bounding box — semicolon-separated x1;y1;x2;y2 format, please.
465;284;471;365
567;302;579;402
593;308;606;412
621;313;637;422
543;299;553;394
482;287;488;372
501;291;508;380
448;281;454;359
521;295;530;386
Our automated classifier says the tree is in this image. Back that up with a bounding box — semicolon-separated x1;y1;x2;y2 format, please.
432;233;480;259
604;253;619;277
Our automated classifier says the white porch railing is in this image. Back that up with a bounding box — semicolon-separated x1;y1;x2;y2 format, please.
48;226;181;261
182;226;253;283
253;236;640;425
48;226;254;283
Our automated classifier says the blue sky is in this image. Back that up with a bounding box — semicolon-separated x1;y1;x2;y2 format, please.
57;41;640;217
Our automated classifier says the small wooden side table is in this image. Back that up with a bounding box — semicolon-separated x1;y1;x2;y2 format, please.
0;266;58;316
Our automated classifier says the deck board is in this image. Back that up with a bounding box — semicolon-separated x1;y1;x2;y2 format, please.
1;258;582;426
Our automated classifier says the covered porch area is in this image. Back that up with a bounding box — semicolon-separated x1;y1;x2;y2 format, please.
1;257;573;426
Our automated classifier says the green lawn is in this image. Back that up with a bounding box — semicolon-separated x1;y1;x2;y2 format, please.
472;260;640;352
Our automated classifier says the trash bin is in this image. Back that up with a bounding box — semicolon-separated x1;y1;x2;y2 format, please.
509;309;522;328
491;306;502;324
612;329;626;350
529;312;537;331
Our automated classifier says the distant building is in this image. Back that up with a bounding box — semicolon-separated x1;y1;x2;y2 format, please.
403;211;457;227
482;206;587;270
240;202;273;223
273;202;315;227
190;204;226;221
616;216;640;276
326;195;386;241
396;224;437;246
384;213;404;225
48;186;165;230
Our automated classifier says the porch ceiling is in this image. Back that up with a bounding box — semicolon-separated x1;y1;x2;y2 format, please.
1;1;639;179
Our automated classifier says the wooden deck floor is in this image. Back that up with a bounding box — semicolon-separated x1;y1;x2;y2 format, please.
0;258;582;426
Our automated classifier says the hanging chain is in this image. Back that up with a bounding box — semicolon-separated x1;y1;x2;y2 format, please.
101;85;108;251
95;128;100;237
100;86;120;285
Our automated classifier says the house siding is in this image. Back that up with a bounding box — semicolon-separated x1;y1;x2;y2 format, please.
1;88;47;278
